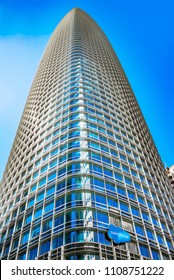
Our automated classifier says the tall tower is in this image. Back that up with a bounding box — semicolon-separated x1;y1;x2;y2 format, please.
0;8;174;260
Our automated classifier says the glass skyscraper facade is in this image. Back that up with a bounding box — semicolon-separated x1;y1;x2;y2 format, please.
0;8;174;260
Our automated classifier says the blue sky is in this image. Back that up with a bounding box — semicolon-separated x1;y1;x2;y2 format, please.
0;0;174;179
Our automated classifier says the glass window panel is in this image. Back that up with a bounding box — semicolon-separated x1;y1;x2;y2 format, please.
131;169;138;177
31;224;40;238
21;231;29;245
117;187;126;195
52;234;63;249
37;191;44;202
110;149;118;157
120;201;129;212
18;252;26;260
54;215;64;227
104;168;113;177
93;178;104;189
12;209;17;218
34;207;43;219
152;249;160;260
67;163;80;174
128;191;136;200
101;145;108;153
35;160;41;167
91;151;101;162
99;232;111;245
49;159;57;168
102;156;111;164
109;139;115;146
20;203;26;213
146;229;155;240
12;238;19;249
28;247;38;260
44;201;54;213
93;164;102;175
89;131;98;139
8;226;14;236
39;177;46;187
90;141;99;150
3;244;10;256
57;181;65;191
114;172;123;182
105;182;115;192
112;160;120;168
140;174;145;182
59;154;66;163
97;211;108;224
131;206;140;217
139;244;150;258
16;220;23;230
167;239;173;250
161;222;167;230
143;187;149;195
118;144;124;150
157;234;164;245
96;194;107;205
56;197;65;210
108;198;118;208
30;183;37;193
68;151;80;161
138;196;145;205
122;165;129;173
142;211;150;222
128;158;135;165
135;224;145;236
58;167;66;177
28;197;35;208
40;240;50;255
33;171;39;179
156;205;162;214
46;185;55;196
51;148;58;156
43;219;52;232
134;181;141;190
41;164;48;174
147;200;154;210
120;154;126;161
125;176;133;186
25;213;32;225
152;216;159;226
48;171;56;182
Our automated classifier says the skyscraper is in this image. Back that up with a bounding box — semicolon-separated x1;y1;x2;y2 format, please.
0;8;174;260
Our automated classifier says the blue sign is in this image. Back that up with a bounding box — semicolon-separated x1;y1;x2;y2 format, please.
107;224;131;244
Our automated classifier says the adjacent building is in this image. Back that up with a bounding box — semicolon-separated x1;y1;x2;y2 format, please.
0;8;174;260
166;165;174;189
